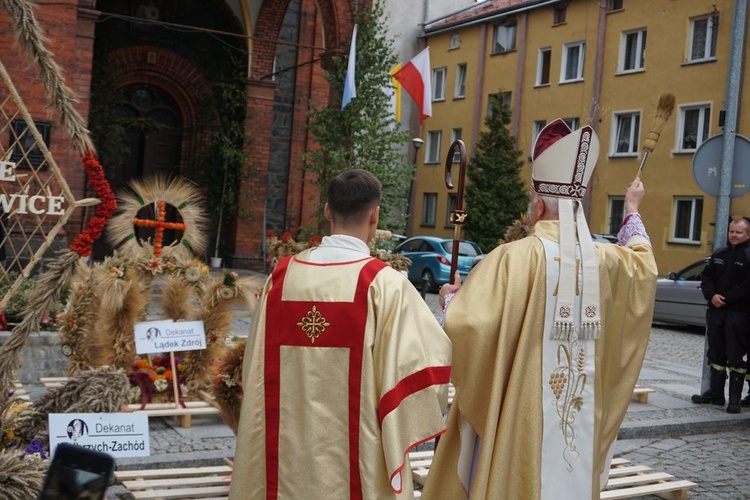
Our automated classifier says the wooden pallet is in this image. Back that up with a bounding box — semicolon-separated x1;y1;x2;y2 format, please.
115;463;233;499
39;377;220;428
10;381;31;401
632;385;656;404
408;452;697;499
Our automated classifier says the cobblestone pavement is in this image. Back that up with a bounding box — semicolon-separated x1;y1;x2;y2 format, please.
614;325;750;498
427;292;750;497
614;431;750;499
104;290;750;497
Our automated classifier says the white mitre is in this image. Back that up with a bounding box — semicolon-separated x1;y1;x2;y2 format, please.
531;119;602;340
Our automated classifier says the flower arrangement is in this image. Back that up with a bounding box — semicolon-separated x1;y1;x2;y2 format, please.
128;355;188;407
69;154;117;257
498;213;534;245
39;315;58;332
223;270;239;286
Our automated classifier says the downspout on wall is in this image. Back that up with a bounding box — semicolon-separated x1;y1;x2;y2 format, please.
470;24;488;151
512;12;528;138
583;0;607;222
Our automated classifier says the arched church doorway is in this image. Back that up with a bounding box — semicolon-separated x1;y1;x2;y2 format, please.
116;84;183;190
92;84;184;260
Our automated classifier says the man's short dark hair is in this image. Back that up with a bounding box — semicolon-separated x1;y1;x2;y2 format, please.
328;169;381;225
733;217;750;232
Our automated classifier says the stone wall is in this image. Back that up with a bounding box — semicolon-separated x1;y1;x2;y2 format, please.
0;332;67;383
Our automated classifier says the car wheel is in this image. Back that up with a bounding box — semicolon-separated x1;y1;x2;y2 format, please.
421;269;437;293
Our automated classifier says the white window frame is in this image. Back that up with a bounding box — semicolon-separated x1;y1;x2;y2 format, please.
611;111;641;156
454;63;467;98
493;22;517;54
450;128;463;162
560;41;585;83
421;193;437;227
677;103;711;152
562;117;579;131
689;14;718;62
608;197;625;235
619;28;646;73
532;120;547;146
432;67;447;101
672;197;703;243
450;34;460;50
425;130;442;164
536;47;552;86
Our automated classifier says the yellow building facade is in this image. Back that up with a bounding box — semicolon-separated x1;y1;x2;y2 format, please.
414;0;747;274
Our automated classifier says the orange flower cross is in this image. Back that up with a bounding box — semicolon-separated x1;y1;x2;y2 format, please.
133;201;187;257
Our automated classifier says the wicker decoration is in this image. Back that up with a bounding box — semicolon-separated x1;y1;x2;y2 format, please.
212;339;245;434
11;366;130;447
107;176;208;261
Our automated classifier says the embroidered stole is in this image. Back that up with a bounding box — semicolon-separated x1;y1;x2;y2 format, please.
538;237;596;499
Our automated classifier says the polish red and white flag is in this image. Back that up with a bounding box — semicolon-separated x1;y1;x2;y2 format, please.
393;47;432;123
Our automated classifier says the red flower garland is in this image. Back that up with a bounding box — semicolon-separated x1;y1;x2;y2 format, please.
69;154;117;257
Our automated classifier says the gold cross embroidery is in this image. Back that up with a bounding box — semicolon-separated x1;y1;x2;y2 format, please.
553;257;581;296
296;305;330;344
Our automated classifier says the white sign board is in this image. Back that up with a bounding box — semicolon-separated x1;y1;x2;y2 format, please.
134;320;207;354
49;412;150;458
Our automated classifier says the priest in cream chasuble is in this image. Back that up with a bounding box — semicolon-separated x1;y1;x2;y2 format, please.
423;120;657;500
230;170;452;500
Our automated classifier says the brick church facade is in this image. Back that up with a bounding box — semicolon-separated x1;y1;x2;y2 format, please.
0;0;355;270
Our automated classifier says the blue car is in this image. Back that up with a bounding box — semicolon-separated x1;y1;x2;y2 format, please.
394;236;483;292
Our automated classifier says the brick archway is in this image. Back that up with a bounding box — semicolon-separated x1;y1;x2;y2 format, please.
234;0;355;270
250;0;354;78
106;46;213;175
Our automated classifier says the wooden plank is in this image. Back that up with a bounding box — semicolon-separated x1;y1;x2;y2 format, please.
130;407;219;417
127;401;214;411
600;480;697;500
115;466;232;480
411;467;429;486
409;450;435;461
610;457;630;466
632;386;656;404
131;484;229;499
606;472;674;488
199;390;221;409
123;475;231;490
607;465;653;478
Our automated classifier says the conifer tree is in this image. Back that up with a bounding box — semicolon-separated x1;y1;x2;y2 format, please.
463;94;529;252
304;0;411;233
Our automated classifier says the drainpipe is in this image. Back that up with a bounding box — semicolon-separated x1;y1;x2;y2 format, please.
511;13;527;137
589;0;606;130
583;0;607;223
470;24;488;150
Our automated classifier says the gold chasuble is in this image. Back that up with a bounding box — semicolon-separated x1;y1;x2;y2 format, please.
230;251;452;500
423;221;657;500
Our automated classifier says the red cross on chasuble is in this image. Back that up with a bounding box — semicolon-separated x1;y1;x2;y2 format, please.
264;256;388;499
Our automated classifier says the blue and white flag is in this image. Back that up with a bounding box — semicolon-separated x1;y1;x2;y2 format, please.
341;25;357;110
